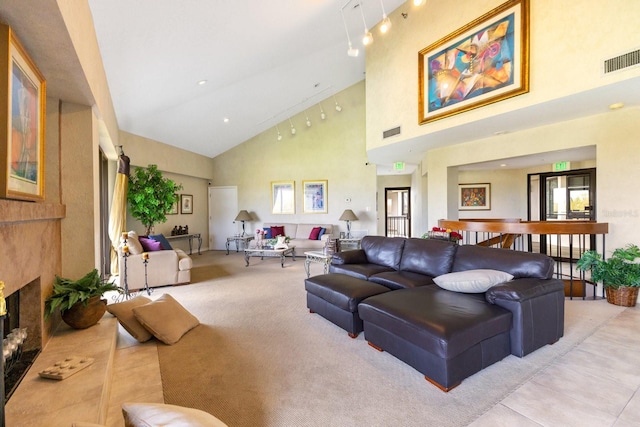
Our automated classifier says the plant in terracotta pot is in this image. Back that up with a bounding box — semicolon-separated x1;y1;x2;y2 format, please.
576;244;640;307
45;269;122;329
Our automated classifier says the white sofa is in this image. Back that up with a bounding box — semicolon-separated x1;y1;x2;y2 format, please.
118;231;192;290
260;223;335;253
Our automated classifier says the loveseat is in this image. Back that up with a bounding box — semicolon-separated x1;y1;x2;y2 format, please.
259;223;335;253
305;236;564;391
118;231;192;290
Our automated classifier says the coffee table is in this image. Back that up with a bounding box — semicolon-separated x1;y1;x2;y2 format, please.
244;246;296;268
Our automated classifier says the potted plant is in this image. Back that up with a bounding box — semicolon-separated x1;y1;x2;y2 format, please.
576;244;640;307
128;164;183;235
45;269;122;329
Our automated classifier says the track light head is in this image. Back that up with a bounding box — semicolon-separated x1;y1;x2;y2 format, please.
319;104;326;120
347;42;360;57
275;125;283;141
413;0;425;5
362;30;373;45
288;118;296;135
380;15;391;33
333;95;342;112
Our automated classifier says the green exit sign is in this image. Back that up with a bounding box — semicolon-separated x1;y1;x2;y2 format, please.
393;161;405;171
553;161;570;171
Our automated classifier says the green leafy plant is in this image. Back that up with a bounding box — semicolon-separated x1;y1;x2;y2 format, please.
576;244;640;289
44;269;121;319
128;164;183;235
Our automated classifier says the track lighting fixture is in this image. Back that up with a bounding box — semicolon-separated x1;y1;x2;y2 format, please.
305;111;312;127
359;1;373;46
379;0;391;34
319;103;326;120
289;118;296;135
333;95;342;112
275;124;283;141
340;6;359;57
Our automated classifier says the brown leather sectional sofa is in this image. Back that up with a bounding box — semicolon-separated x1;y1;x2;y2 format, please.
304;236;565;391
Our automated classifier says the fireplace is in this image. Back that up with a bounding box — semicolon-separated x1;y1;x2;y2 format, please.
0;200;66;403
3;279;42;401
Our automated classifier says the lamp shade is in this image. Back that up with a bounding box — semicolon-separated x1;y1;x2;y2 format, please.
339;209;358;221
234;210;252;222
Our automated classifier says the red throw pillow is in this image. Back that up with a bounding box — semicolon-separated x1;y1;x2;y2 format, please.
271;226;285;237
309;227;322;240
139;236;163;252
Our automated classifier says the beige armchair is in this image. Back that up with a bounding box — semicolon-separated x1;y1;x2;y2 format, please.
119;231;192;290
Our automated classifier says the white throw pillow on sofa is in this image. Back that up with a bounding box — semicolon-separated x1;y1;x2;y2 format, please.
434;269;514;293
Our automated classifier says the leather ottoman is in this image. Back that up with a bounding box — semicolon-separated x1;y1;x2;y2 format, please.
359;286;513;391
304;273;391;338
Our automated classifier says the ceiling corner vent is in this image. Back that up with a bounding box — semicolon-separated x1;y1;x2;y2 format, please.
383;126;401;139
603;49;640;74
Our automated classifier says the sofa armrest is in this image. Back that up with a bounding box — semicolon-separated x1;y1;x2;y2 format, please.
485;278;565;358
485;278;564;304
331;249;367;265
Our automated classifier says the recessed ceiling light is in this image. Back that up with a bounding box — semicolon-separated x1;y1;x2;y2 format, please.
494;130;508;135
609;102;624;110
198;80;207;86
500;163;507;167
223;117;229;123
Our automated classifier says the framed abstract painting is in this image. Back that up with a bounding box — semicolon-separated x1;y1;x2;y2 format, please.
0;24;46;201
419;0;529;125
459;183;491;210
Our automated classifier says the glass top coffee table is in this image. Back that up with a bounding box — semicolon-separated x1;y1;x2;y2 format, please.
244;246;296;268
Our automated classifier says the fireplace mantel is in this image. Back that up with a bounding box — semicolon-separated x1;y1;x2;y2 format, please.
0;200;65;224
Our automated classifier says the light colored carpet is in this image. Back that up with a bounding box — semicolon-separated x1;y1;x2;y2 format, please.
156;251;625;427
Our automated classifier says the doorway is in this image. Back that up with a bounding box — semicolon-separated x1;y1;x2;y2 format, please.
385;187;410;237
528;168;597;256
208;186;238;250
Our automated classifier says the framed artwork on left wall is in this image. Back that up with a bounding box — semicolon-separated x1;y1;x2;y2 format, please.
0;24;46;201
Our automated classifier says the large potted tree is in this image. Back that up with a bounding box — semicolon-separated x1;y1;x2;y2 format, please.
128;164;183;235
576;244;640;307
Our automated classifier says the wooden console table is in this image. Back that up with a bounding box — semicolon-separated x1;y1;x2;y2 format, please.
166;233;202;255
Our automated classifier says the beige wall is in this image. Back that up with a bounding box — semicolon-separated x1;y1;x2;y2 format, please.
366;0;640;153
210;82;377;238
365;0;640;250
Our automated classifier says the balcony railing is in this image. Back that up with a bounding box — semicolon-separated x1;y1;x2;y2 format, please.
437;219;609;300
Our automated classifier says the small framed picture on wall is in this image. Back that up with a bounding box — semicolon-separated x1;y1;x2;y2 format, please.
458;183;491;210
180;194;193;214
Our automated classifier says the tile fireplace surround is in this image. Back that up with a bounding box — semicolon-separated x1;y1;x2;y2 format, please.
0;200;65;353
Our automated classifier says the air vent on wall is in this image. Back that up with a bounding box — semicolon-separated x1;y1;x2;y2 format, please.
383;126;401;139
603;49;640;74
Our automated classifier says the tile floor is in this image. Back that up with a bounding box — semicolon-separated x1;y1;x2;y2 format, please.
470;307;640;427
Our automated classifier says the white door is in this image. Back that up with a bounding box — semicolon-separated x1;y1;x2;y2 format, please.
208;186;238;250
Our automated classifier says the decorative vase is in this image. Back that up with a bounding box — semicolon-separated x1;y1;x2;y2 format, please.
61;296;108;329
605;286;639;307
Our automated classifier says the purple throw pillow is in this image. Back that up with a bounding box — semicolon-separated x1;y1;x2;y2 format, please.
309;227;322;240
139;236;163;252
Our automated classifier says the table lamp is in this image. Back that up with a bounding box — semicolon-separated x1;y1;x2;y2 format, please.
339;209;358;238
234;210;252;236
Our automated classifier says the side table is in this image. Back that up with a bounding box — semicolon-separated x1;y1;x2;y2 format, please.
337;237;362;252
226;235;254;255
304;251;332;278
165;233;202;255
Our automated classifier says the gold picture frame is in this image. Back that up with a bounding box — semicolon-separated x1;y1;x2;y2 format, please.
271;181;295;214
419;0;529;125
0;24;46;201
303;180;328;214
459;183;491;211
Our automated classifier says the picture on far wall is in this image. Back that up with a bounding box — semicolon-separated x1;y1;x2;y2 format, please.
271;181;295;214
180;194;193;214
459;183;491;210
303;180;328;214
167;193;178;215
0;24;46;201
418;0;529;125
